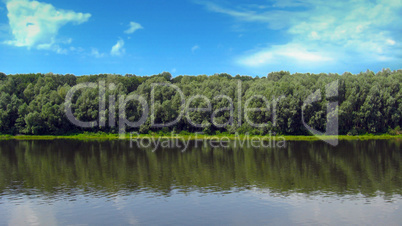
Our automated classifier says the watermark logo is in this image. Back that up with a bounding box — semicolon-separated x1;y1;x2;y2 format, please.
129;132;286;152
64;79;339;148
302;80;339;146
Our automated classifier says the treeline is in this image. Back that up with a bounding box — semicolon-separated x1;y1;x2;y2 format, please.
0;69;400;135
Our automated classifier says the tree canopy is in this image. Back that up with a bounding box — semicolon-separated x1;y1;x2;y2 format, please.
0;70;400;135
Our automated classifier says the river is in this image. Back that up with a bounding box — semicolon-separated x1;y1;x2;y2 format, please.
0;139;400;225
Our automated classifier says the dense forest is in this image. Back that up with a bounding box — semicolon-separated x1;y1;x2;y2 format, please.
0;69;400;135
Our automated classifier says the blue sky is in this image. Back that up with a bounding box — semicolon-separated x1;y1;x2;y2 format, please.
0;0;401;76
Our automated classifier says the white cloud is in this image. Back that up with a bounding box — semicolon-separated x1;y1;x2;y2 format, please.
238;43;333;67
386;39;396;45
196;1;296;29
199;0;402;71
191;45;199;53
91;48;105;58
69;46;84;53
111;39;125;56
4;0;91;52
124;21;143;34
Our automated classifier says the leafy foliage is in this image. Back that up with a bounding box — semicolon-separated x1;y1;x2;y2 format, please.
0;70;400;135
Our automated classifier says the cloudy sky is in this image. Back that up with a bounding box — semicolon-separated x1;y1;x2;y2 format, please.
0;0;401;76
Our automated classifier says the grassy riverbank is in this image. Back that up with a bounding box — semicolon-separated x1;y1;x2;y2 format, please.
0;132;400;141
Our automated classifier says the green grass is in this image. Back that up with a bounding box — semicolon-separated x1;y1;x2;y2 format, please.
0;132;400;141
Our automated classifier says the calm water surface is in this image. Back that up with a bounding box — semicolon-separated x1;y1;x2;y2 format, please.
0;139;401;225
